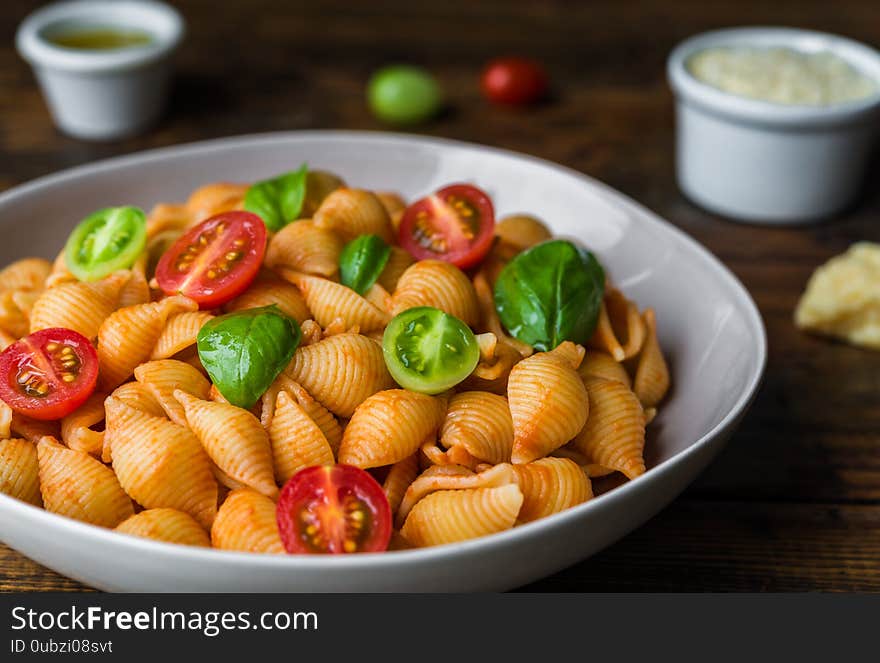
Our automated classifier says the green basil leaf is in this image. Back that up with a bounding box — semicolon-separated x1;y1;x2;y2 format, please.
493;239;605;352
243;163;308;232
196;305;301;409
339;234;392;295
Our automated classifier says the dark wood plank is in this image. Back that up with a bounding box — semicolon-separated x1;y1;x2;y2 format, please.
1;0;879;591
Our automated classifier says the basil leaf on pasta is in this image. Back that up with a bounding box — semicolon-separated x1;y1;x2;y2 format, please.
244;164;308;231
493;239;604;352
339;234;392;295
196;305;301;408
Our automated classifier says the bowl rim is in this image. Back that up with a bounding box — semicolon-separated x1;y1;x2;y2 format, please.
0;130;767;570
667;26;880;129
15;0;185;73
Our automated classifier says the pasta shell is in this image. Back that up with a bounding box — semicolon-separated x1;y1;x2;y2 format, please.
508;342;589;464
134;359;212;427
313;188;394;243
115;508;211;547
283;333;394;417
578;351;632;389
440;391;514;464
511;457;592;522
146;202;192;238
174;390;277;499
279;270;389;332
0;290;40;338
11;413;60;443
494;214;552;252
106;397;218;527
0;402;11;438
224;278;309;323
266;390;334;483
397;463;517;526
301;170;347;218
29;271;129;339
265;220;343;278
116;257;151;308
45;249;75;289
0;258;51;292
570;377;646;479
107;382;165;418
211;488;284;553
37;436;133;527
377;246;414;293
633;308;670;408
401;484;523;547
472;271;532;357
185;182;247;223
0;328;16;351
375;191;407;217
338;390;446;469
60;392;106;456
0;437;42;506
390;260;480;327
382;453;419;518
98;296;198;389
588;289;646;361
150;311;215;360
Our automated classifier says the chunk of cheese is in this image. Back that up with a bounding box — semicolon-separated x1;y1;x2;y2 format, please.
795;242;880;349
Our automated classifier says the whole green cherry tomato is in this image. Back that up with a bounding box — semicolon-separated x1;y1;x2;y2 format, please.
367;65;442;125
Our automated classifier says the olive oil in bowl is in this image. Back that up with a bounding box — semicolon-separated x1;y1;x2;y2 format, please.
46;26;153;50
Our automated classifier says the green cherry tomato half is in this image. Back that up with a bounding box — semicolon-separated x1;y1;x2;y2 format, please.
382;306;479;394
367;65;442;125
64;206;147;282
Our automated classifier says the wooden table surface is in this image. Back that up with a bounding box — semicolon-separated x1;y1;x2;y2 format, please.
1;0;879;592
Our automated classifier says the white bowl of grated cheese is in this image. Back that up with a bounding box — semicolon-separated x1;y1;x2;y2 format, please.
668;27;880;224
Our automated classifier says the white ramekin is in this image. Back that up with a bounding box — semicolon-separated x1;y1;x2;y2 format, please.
668;27;880;224
16;0;185;141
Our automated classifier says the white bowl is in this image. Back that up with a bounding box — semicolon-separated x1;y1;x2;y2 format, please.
0;132;766;592
16;0;184;141
668;27;880;224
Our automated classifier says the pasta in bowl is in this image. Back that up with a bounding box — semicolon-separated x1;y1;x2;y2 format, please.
0;132;765;590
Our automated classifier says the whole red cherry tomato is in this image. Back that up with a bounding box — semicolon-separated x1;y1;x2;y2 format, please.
481;57;548;105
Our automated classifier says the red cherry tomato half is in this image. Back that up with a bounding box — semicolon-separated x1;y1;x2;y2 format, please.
0;328;98;421
155;211;267;309
276;465;392;554
398;183;495;269
481;57;548;105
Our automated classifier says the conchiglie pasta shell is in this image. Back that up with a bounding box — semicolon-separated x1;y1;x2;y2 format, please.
106;397;217;527
212;488;284;553
45;249;75;289
11;413;60;443
283;333;394;417
578;351;632;389
511;457;592;522
390;260;480;327
29;271;129;339
134;359;212;427
37;436;133;527
0;402;11;438
382;453;419;518
588;289;646;361
265;220;343;278
570;377;646;479
633;308;670;408
377;246;414;293
313;188;394;243
375;191;407;217
107;382;165;417
174;390;277;498
150;311;215;360
300;170;346;218
0;437;42;506
61;392;106;456
146;203;192;238
0;258;52;292
0;329;16;351
116;258;151;309
267;390;334;483
508;342;589;464
279;270;389;332
401;484;523;547
115;508;211;547
338;390;446;469
0;289;34;337
440;391;514;464
98;296;198;389
494;214;552;252
224;278;309;323
185;182;247;223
